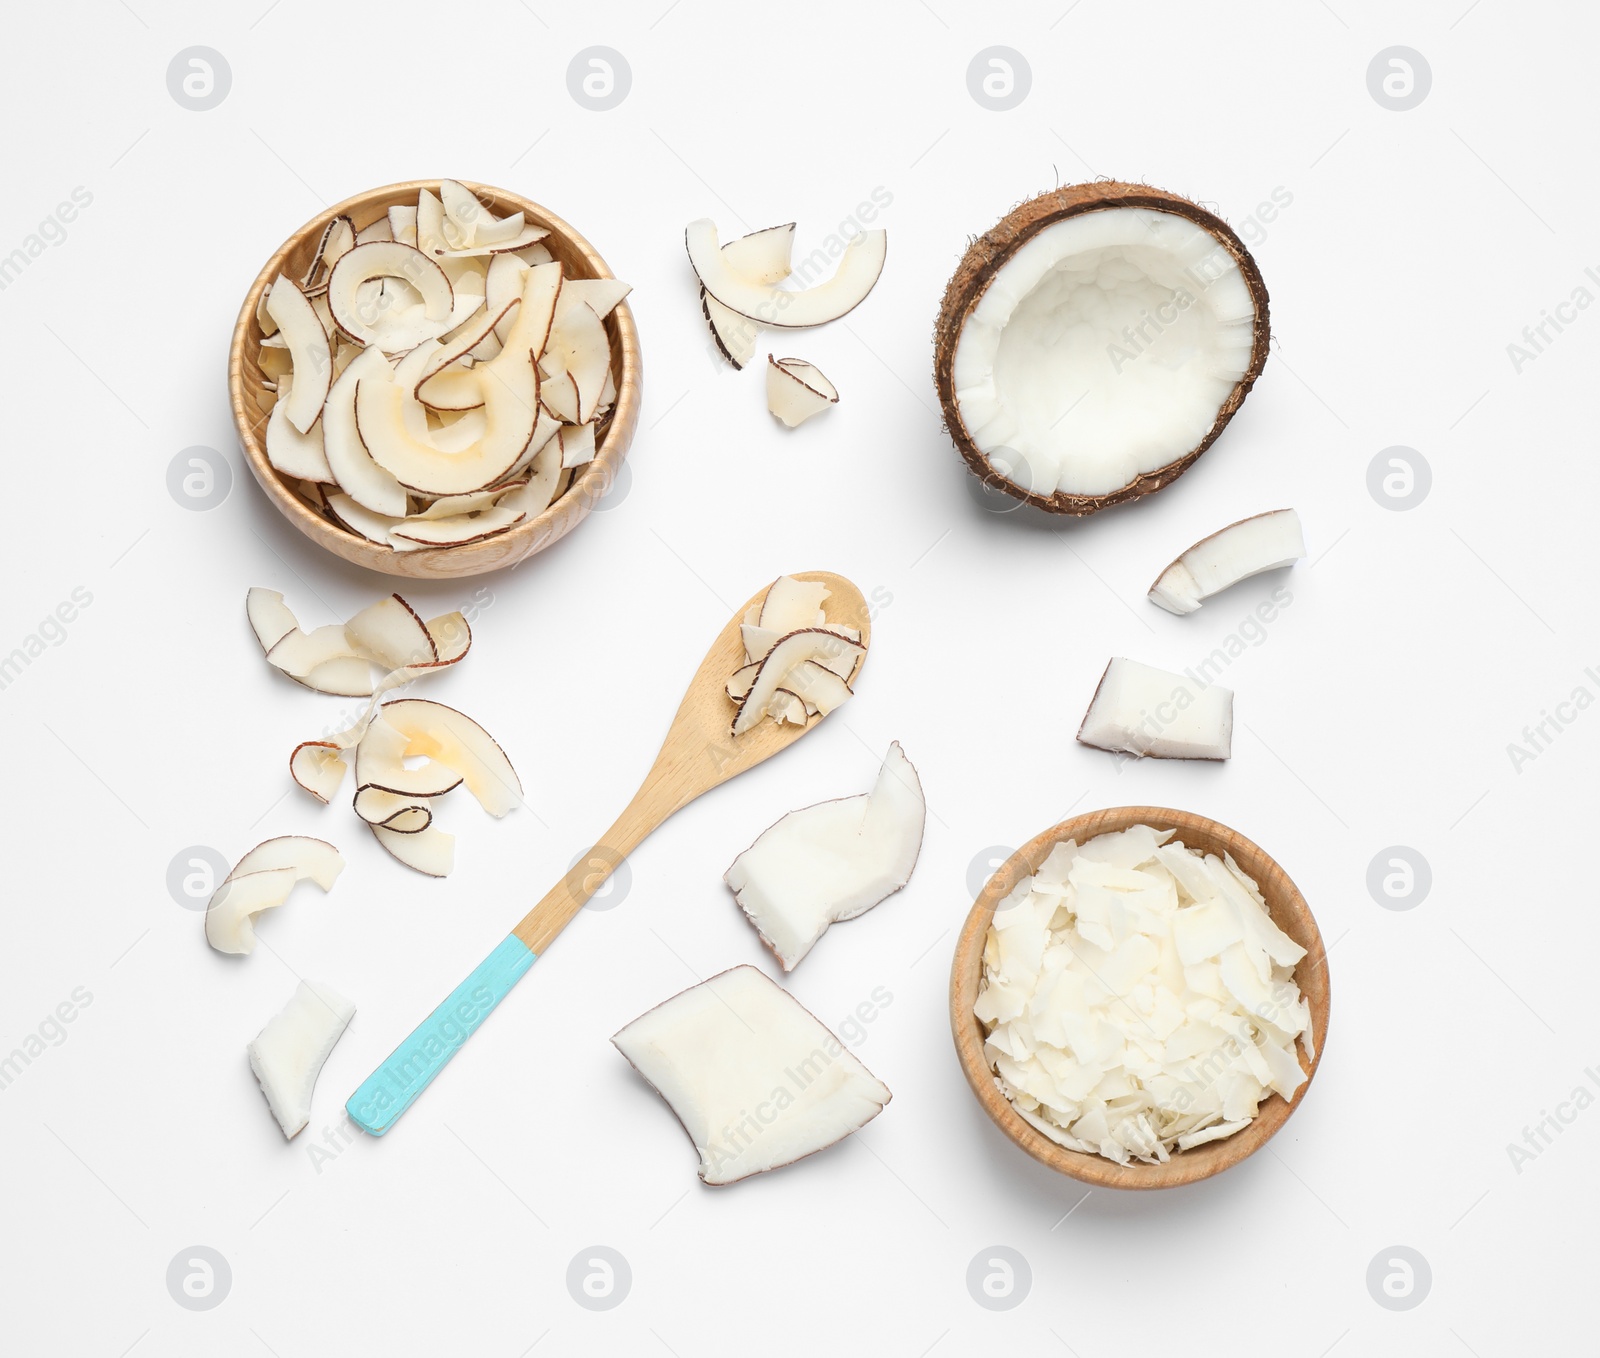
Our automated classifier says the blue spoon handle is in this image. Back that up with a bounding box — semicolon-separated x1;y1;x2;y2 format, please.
345;934;536;1136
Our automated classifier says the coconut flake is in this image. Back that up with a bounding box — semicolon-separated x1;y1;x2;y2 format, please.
973;828;1313;1163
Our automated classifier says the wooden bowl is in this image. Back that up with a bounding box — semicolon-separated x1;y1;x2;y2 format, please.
228;179;642;579
950;806;1330;1190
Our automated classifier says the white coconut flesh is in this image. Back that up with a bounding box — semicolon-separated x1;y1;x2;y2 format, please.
612;964;891;1185
1149;508;1304;615
1077;657;1233;761
951;208;1257;499
248;980;356;1139
726;743;925;970
204;837;345;955
974;825;1312;1165
254;189;626;551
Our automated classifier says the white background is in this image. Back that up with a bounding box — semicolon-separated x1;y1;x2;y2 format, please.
0;1;1588;1353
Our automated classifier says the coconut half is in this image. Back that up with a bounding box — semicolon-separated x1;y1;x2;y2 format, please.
726;743;925;970
935;182;1270;514
612;964;891;1185
1149;508;1305;615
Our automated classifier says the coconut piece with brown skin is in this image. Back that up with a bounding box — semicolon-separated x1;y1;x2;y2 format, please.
1077;657;1233;760
1149;508;1304;615
934;181;1270;514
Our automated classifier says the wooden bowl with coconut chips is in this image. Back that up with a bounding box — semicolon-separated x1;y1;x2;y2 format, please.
950;806;1329;1190
229;179;641;579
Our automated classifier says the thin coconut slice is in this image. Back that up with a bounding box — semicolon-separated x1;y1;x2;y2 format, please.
327;240;455;347
1077;657;1233;760
205;838;345;955
726;743;924;970
290;741;347;803
542;300;609;423
248;980;356;1139
387;205;418;247
733;628;866;736
687;219;886;329
781;659;853;715
376;699;521;816
357;350;539;496
417;261;562;412
265;375;334;482
321;216;355;272
323;346;409;518
372;822;456;876
702;289;760;369
758;576;829;632
352;785;433;831
434;224;550;258
936;182;1270;513
247;587;299;654
325;492;404;546
227;835;345;886
345;594;436;670
1148;509;1305;615
612;964;891;1185
354;715;464;799
264;276;332;434
556;422;596;469
354;217;393;244
413;299;519;403
391;503;526;547
766;355;839;427
721;222;796;284
557;277;632;321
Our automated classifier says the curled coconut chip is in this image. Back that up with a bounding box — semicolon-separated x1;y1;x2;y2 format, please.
254;186;628;552
686;218;885;329
766;355;838;427
1077;657;1233;761
204;836;344;955
974;825;1312;1164
726;743;924;970
613;964;891;1185
1149;509;1305;615
724;575;863;736
248;980;356;1138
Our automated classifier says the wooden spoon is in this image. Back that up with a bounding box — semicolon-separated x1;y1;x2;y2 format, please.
346;571;870;1135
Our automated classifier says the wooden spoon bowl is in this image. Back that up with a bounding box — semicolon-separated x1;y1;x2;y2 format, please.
950;806;1331;1189
228;179;641;579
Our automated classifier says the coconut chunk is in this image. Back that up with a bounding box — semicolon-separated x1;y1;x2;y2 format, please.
686;219;886;328
726;743;924;970
263;276;332;434
248;980;356;1138
612;964;891;1184
1149;509;1305;615
205;838;344;955
1077;657;1232;761
766;355;839;427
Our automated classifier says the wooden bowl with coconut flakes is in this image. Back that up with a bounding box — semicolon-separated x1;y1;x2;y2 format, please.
229;179;641;579
950;806;1330;1190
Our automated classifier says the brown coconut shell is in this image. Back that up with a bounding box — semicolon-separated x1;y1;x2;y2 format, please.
934;181;1272;516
